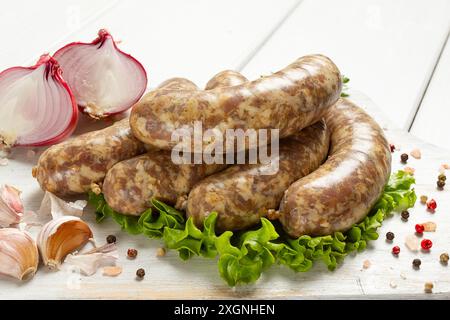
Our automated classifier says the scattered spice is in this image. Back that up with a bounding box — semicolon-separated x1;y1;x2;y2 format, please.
405;235;419;252
389;281;397;289
412;259;421;269
386;231;395;241
440;253;449;264
410;149;421;159
415;224;424;234
422;221;436;232
421;239;432;250
424;282;433;293
400;153;409;163
362;260;371;269
389;144;395;152
106;235;117;244
400;272;407;280
437;180;445;189
401;210;410;221
426;199;437;211
404;167;415;175
102;266;122;277
392;246;400;255
442;163;450;170
136;268;145;279
420;195;428;204
438;173;447;181
127;248;138;259
156;247;166;257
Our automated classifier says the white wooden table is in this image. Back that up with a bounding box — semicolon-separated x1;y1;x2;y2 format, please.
1;0;449;299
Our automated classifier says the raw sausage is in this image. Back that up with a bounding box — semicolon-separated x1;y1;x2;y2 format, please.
33;118;146;196
130;55;342;152
278;99;392;237
103;73;249;215
186;120;330;231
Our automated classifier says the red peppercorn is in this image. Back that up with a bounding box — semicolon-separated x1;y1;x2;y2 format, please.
390;144;396;152
392;246;400;255
421;239;432;250
415;224;425;234
426;199;437;211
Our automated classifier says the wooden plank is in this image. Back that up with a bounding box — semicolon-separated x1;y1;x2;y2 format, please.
240;0;450;130
54;0;301;88
1;92;449;299
0;0;119;70
410;34;450;151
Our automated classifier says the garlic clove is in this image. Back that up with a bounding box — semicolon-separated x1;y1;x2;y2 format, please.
0;228;39;280
0;184;24;227
37;216;93;269
37;191;86;221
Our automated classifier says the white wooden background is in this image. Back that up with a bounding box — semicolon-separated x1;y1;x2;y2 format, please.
0;0;449;299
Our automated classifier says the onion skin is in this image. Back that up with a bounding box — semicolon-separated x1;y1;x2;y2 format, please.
0;54;78;147
53;29;148;118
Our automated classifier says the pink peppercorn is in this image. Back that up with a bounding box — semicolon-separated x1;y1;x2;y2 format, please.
415;224;425;234
421;239;433;250
392;246;400;255
426;199;437;211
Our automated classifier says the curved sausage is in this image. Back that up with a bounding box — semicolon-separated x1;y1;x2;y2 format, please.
33;118;146;196
186;120;330;231
130;54;342;152
103;73;249;215
278;99;392;237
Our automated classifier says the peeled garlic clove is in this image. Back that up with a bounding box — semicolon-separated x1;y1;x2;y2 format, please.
0;184;24;227
37;216;93;269
0;228;39;280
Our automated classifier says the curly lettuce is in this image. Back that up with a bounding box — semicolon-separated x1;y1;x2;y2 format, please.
88;170;416;287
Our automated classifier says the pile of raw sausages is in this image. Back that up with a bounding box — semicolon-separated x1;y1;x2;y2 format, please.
33;54;391;237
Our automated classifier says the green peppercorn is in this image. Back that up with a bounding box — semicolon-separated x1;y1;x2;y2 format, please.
386;232;395;241
106;235;116;244
136;268;145;279
440;253;449;264
412;258;421;269
437;180;445;189
438;173;447;181
401;210;410;220
400;153;408;163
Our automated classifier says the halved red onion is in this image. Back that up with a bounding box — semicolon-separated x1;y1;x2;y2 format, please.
54;29;148;118
0;54;78;150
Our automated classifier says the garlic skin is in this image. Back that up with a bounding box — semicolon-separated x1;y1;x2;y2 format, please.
0;228;39;280
0;184;24;227
37;216;93;269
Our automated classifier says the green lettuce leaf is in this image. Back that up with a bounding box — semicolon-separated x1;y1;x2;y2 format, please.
88;170;416;287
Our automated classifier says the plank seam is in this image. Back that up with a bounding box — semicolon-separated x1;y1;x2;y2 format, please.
236;0;304;72
408;28;450;132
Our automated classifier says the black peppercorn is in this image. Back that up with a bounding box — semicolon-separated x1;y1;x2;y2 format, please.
136;268;145;279
127;248;138;259
437;180;445;189
401;210;410;220
412;258;421;269
106;235;117;244
438;173;446;181
400;153;408;163
386;232;395;241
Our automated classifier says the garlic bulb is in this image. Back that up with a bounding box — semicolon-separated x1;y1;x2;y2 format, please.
0;228;39;280
37;216;93;269
0;184;24;227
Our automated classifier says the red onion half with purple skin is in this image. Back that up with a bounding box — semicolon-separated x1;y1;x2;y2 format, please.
0;54;78;152
54;29;148;119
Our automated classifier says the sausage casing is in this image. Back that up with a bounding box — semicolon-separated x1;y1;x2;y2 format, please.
186;120;330;231
279;99;392;237
33;118;145;196
103;73;248;215
130;54;341;152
